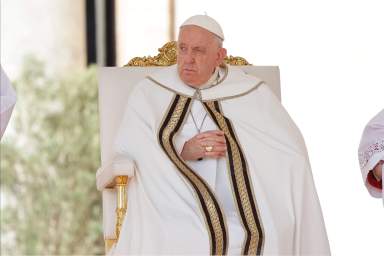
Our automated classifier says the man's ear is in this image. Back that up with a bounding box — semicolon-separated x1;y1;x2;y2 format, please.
217;48;227;65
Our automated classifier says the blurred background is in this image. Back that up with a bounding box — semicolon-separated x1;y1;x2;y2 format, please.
1;0;383;255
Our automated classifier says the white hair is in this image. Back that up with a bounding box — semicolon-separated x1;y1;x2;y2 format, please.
214;35;224;48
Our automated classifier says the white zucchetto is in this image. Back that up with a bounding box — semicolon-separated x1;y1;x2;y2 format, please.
180;14;224;41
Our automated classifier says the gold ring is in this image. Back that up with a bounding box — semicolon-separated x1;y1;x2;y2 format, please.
205;146;213;152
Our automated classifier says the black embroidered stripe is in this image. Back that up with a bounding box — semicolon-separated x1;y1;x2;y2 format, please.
204;101;264;255
158;95;228;255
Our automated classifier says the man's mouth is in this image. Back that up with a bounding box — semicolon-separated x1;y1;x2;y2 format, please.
183;68;196;73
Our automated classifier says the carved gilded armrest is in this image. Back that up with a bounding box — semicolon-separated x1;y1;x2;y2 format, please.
96;158;135;253
104;175;129;253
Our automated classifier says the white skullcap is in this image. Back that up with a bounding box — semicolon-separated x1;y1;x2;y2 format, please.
180;14;224;41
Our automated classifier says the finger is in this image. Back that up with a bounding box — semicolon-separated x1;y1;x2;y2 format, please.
207;145;227;152
205;151;227;158
199;134;226;142
196;130;224;139
201;148;226;157
200;138;226;146
202;130;224;135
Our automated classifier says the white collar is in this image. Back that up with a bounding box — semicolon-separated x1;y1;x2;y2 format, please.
147;64;264;101
199;67;220;89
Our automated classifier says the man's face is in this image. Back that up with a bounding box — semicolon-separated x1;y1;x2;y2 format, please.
177;25;226;87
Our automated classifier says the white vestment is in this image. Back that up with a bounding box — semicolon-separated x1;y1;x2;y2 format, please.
358;109;384;199
0;66;17;139
111;65;330;255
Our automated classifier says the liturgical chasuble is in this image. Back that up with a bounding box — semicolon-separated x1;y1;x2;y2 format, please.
110;64;330;255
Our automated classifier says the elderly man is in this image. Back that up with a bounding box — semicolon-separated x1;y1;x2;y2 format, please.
358;109;383;200
111;15;330;255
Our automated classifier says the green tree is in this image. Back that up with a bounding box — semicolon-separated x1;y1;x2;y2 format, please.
1;57;104;255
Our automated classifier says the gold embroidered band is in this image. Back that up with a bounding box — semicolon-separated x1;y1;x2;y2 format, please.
158;95;228;255
204;101;264;255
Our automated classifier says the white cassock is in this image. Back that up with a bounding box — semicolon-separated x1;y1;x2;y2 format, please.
358;109;384;201
0;66;17;139
111;64;330;255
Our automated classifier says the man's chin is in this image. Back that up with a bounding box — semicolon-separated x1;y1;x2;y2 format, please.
180;74;196;84
180;76;201;87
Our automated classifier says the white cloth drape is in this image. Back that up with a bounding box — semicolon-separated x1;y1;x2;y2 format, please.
358;109;384;199
0;66;17;139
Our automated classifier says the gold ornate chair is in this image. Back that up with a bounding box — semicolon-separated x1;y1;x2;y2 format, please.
96;41;281;253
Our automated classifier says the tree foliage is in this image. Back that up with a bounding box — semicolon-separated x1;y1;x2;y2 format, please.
1;57;104;255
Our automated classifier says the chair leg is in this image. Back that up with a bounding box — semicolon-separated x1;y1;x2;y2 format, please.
115;175;129;239
104;175;129;254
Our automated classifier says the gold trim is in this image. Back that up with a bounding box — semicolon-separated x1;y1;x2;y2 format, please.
204;101;264;255
126;41;177;67
199;64;229;90
115;176;128;241
156;95;227;253
104;176;129;254
125;41;251;66
146;76;192;99
224;55;250;66
208;81;264;102
105;238;117;253
158;95;228;255
115;175;129;185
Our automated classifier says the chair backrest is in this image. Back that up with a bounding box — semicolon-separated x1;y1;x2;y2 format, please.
98;66;281;167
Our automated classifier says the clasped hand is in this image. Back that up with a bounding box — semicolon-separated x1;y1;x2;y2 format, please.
180;130;227;161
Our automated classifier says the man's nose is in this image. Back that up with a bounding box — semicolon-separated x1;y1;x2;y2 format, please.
183;52;195;64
